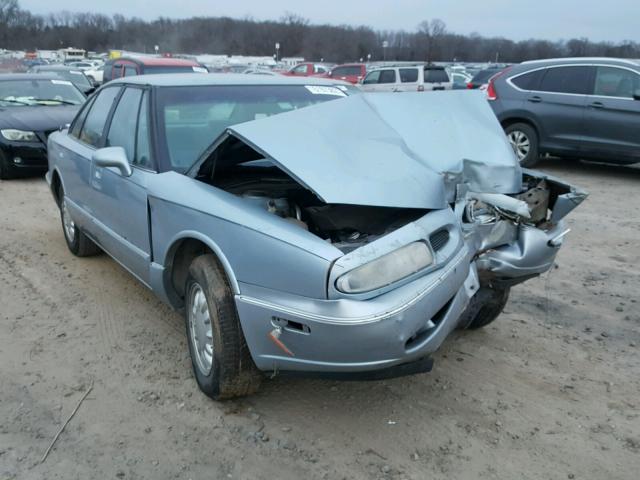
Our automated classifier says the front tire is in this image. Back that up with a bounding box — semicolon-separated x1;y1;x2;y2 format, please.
185;255;261;400
459;287;510;330
505;123;539;167
60;196;101;257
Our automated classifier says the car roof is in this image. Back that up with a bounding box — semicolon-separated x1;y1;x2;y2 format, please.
520;57;640;67
32;65;84;72
0;73;63;81
109;73;352;87
117;56;200;66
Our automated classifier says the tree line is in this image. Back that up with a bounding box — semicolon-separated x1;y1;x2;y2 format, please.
1;0;638;63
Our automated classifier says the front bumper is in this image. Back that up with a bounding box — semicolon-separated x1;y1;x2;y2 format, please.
236;245;476;373
0;141;48;172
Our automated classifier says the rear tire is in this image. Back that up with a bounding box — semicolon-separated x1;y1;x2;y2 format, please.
60;195;101;257
505;123;539;167
184;254;261;400
459;287;510;330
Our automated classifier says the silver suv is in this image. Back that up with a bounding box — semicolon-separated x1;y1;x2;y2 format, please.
361;65;452;93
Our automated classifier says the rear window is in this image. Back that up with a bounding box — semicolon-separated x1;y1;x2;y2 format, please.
399;68;419;83
424;68;449;83
537;66;591;95
471;69;501;84
331;66;362;77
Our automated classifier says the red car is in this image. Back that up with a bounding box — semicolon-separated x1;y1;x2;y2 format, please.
282;62;334;77
316;63;368;84
103;57;207;82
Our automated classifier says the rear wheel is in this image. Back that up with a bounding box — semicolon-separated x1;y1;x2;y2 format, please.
505;123;539;167
459;286;510;330
60;195;101;257
185;254;261;400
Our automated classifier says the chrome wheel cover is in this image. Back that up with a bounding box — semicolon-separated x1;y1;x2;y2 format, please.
188;283;214;375
62;200;76;243
508;130;531;162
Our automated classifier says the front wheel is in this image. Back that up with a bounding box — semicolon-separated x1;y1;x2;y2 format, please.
459;287;510;330
505;123;539;167
185;255;261;400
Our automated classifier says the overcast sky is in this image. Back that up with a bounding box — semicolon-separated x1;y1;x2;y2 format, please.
20;0;639;43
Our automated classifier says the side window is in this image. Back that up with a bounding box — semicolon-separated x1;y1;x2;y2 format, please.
135;91;151;168
363;71;380;84
399;68;419;83
70;96;96;139
510;69;545;90
378;69;396;84
594;67;640;98
538;66;591;95
106;87;143;162
124;65;137;77
291;64;308;75
112;63;124;78
79;87;120;147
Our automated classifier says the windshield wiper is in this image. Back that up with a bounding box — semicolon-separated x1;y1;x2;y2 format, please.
0;98;31;105
31;98;78;106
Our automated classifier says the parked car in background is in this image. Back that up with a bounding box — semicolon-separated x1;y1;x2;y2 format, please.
451;71;472;89
361;65;452;92
47;75;585;399
84;64;105;85
489;57;640;167
318;63;368;84
283;62;334;77
102;57;208;83
0;74;85;179
467;67;504;90
241;67;280;76
28;65;95;95
67;61;98;71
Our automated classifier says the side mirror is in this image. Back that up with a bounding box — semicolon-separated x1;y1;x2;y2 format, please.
633;90;640;100
92;147;132;177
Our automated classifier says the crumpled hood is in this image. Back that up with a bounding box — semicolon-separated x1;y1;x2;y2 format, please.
223;91;522;209
0;105;80;132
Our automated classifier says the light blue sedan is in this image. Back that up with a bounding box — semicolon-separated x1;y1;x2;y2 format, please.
47;74;586;399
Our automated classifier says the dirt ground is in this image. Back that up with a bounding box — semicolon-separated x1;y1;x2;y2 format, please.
1;159;639;480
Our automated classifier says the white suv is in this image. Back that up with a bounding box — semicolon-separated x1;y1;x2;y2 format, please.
361;65;453;93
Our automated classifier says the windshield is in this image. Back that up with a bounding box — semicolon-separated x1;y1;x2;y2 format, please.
156;84;348;172
37;70;92;88
0;79;86;106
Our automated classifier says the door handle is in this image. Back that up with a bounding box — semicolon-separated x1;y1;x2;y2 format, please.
527;96;542;103
589;101;604;109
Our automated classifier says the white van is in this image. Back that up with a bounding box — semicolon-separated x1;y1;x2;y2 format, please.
361;65;453;92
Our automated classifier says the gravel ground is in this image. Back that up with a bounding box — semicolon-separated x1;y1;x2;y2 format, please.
1;159;639;480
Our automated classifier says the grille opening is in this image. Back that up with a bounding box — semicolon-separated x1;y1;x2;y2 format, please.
430;229;450;252
404;296;454;350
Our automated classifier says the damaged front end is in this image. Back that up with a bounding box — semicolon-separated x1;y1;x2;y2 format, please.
460;169;588;288
186;91;587;374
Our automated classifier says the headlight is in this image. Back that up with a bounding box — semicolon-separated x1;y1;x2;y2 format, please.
1;129;37;142
335;241;434;294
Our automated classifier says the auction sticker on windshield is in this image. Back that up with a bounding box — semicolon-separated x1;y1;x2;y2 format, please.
305;85;346;96
51;80;73;85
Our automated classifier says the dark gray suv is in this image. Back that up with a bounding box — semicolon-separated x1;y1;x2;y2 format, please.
489;58;640;167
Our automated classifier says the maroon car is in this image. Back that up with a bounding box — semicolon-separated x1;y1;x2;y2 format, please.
103;57;207;82
317;63;368;84
282;62;334;77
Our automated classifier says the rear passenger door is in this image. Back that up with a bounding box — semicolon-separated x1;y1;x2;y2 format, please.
90;87;154;285
526;66;593;153
582;66;640;161
397;68;419;92
361;69;397;92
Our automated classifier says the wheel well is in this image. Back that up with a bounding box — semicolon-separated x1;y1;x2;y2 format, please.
51;170;63;206
501;118;538;136
168;238;214;302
